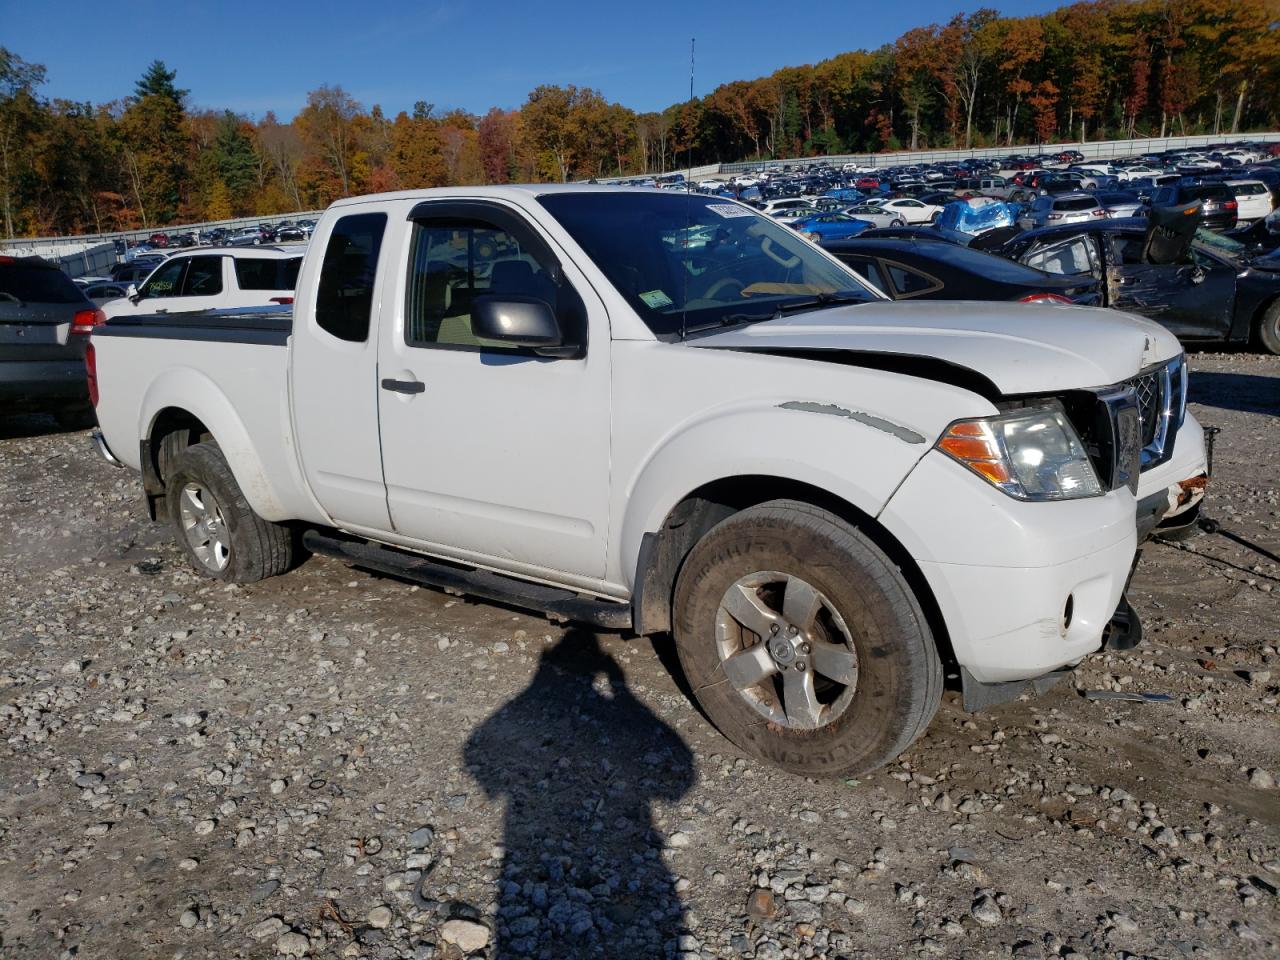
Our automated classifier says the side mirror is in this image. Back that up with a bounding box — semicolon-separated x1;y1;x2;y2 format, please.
471;295;574;356
127;284;141;303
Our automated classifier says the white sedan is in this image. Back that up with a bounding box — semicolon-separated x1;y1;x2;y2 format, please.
840;203;912;228
864;196;945;224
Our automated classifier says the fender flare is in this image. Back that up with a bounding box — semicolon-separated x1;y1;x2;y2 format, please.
138;366;288;520
617;401;932;594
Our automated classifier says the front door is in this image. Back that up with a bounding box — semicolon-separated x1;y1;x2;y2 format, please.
375;201;610;581
1108;259;1236;340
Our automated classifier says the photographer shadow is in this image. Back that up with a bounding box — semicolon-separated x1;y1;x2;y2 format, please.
464;628;696;958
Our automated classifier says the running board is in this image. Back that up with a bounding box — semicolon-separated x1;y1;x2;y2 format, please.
301;531;632;630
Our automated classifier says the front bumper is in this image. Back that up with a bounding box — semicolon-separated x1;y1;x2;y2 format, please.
879;449;1138;684
1135;411;1208;539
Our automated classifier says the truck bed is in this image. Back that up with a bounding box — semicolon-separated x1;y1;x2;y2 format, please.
92;306;322;524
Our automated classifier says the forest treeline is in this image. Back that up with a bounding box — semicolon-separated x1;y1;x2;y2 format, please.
1;0;1276;236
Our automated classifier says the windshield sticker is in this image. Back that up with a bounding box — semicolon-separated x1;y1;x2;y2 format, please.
639;289;674;309
707;203;755;219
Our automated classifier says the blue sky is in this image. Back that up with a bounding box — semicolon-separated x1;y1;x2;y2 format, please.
2;0;1063;119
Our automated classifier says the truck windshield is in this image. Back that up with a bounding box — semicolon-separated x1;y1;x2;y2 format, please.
537;191;878;338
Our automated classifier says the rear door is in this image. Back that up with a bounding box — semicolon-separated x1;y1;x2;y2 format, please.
290;208;393;531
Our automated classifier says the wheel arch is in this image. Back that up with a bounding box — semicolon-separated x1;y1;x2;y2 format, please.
138;368;288;521
630;474;954;671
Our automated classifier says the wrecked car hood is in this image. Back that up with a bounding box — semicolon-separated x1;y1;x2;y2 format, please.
688;300;1182;395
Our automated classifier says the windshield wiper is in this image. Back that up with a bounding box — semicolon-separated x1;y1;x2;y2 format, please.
770;291;866;316
0;292;24;307
682;311;777;335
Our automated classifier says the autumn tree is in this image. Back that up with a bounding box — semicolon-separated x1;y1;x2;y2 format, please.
295;85;362;204
0;47;46;237
117;59;188;225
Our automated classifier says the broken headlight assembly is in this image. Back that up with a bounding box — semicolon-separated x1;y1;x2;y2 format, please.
936;407;1104;501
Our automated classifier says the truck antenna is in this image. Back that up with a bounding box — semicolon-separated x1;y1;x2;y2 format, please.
680;36;696;343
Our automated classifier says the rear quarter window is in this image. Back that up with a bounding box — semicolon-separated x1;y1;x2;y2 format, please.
315;213;387;343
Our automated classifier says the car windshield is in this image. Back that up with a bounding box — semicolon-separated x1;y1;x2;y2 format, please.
538;192;877;339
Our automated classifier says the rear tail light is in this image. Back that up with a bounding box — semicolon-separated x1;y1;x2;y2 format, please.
1092;208;1106;216
85;342;99;407
1224;200;1237;210
1020;293;1074;304
1047;213;1063;220
71;307;106;335
269;296;294;304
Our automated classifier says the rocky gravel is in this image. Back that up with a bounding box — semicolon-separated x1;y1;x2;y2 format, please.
0;350;1277;959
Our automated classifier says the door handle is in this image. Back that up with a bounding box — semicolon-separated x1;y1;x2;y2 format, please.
154;307;168;313
381;378;425;394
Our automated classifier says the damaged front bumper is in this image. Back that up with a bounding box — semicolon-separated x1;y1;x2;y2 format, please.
960;577;1144;711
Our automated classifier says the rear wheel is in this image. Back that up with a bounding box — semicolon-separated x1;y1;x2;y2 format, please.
672;500;941;777
1257;300;1280;356
164;442;292;582
890;218;906;228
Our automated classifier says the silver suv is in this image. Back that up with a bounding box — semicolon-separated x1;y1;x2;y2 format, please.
1019;193;1107;230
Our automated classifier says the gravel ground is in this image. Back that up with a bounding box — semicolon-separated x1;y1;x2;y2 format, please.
0;351;1277;960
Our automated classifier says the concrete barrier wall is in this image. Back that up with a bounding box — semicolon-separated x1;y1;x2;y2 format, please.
3;240;118;279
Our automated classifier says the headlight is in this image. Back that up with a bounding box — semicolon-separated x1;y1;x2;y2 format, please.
937;407;1103;501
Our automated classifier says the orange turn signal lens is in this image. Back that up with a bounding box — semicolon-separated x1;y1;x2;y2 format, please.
936;420;1014;491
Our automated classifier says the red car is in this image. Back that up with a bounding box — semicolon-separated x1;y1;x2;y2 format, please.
855;176;881;190
148;232;170;248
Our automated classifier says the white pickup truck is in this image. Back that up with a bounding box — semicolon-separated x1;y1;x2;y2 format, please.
88;186;1207;777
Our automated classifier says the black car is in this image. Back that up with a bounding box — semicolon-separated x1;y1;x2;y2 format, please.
997;213;1280;353
821;236;1100;305
1;256;99;422
1149;182;1238;231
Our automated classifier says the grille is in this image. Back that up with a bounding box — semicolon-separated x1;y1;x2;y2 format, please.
1131;370;1162;446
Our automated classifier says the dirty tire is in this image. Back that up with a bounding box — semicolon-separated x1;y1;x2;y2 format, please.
1257;300;1280;356
672;499;941;777
164;442;292;583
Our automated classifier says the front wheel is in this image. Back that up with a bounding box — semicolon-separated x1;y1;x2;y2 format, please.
672;500;941;777
164;442;293;582
890;218;906;228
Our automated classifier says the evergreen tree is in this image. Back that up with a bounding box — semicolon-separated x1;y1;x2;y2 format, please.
134;60;187;104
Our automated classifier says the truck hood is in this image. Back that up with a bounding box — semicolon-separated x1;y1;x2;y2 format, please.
687;300;1181;395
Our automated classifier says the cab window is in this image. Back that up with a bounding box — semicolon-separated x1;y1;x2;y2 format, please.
404;216;580;354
